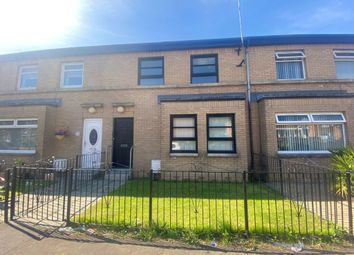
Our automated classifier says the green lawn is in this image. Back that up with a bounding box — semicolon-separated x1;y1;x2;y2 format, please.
77;178;339;237
0;187;5;201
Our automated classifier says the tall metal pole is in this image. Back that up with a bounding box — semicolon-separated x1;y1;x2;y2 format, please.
237;0;254;170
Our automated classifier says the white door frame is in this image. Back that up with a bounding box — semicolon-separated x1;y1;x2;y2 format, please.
82;118;103;168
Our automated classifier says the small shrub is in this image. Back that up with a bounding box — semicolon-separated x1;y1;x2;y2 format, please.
331;147;354;198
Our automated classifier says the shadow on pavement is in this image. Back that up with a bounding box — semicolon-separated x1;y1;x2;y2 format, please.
5;220;352;255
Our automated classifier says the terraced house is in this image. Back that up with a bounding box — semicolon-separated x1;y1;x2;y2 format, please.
0;34;354;171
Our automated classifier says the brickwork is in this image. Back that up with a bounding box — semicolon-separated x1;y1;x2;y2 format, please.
248;44;354;83
160;100;248;172
257;97;354;166
0;43;353;170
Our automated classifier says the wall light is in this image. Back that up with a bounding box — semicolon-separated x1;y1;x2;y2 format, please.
117;106;125;113
88;106;96;114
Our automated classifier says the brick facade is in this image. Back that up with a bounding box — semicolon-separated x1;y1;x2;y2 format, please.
0;36;353;170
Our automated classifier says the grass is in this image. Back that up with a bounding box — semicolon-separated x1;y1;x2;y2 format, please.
0;187;5;201
76;178;345;240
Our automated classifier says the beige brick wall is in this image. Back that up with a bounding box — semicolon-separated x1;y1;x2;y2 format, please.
248;44;354;83
0;43;354;170
0;48;245;93
0;86;248;170
0;105;47;164
257;97;354;166
160;100;249;172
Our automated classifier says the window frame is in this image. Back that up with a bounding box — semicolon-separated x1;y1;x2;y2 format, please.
0;118;38;154
190;54;219;84
310;113;346;123
276;113;346;124
275;51;306;81
333;50;354;79
275;113;311;124
18;65;38;90
60;62;84;88
170;114;198;154
275;113;346;154
138;56;164;86
207;113;236;154
333;50;354;59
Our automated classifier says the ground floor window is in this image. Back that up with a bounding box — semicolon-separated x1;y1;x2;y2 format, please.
207;114;236;153
170;115;197;153
276;113;345;153
0;119;37;154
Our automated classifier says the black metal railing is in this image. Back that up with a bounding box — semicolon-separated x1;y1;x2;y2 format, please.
2;155;353;238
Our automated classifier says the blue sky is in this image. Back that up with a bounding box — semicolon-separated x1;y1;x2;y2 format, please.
1;0;354;54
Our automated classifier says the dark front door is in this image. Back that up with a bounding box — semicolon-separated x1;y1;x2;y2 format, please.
112;118;134;168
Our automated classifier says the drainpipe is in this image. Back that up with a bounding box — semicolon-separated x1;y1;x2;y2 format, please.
237;0;254;171
244;45;254;171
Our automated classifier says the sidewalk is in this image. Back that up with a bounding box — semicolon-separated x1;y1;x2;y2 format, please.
1;223;354;255
0;223;247;255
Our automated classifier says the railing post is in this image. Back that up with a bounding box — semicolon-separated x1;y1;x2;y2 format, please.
10;167;17;221
4;168;11;223
62;167;68;221
278;159;284;196
346;171;353;235
149;169;153;227
66;168;74;225
243;171;249;236
75;155;79;169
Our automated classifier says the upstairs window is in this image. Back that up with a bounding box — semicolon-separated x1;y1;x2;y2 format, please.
275;51;306;80
191;54;218;84
19;65;38;90
170;115;197;153
333;50;354;79
207;114;236;154
276;113;346;154
138;57;164;85
61;63;84;88
0;119;38;154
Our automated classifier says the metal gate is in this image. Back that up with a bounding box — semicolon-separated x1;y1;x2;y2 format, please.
3;165;129;225
5;167;69;223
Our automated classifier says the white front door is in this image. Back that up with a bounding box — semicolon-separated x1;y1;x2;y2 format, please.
82;119;102;168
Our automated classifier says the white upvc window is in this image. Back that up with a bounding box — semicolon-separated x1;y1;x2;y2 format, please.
333;50;354;79
275;113;346;154
0;119;38;154
18;65;38;90
275;51;306;80
61;63;84;88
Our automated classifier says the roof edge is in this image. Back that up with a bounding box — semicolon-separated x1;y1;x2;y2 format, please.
158;92;246;104
1;34;354;61
254;90;354;102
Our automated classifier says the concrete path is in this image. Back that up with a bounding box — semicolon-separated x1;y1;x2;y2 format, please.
9;170;130;234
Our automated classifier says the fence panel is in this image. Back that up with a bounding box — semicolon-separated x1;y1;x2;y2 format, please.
9;167;68;222
68;167;353;237
3;155;353;238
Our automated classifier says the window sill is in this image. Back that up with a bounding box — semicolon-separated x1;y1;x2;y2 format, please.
0;150;36;155
276;78;306;82
18;88;37;91
139;84;165;88
170;153;198;157
59;86;83;90
190;82;219;86
277;151;331;158
207;153;237;157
